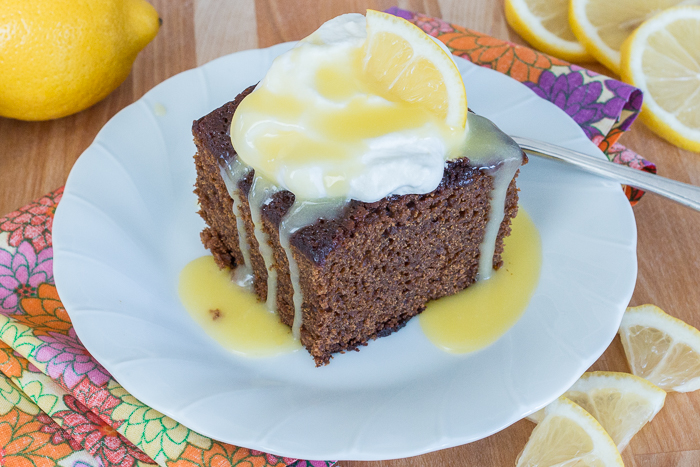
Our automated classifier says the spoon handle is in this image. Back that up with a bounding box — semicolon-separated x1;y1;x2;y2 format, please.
512;136;700;212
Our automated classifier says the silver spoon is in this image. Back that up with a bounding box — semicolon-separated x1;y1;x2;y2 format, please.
512;136;700;212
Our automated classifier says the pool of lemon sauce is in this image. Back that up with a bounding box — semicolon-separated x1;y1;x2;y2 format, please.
419;209;542;353
178;256;301;357
178;208;541;357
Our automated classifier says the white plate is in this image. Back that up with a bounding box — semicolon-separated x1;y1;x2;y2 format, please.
53;43;637;461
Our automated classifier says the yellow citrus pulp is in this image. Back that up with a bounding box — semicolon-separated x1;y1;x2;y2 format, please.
620;304;700;392
528;371;665;452
505;0;592;62
569;0;693;74
620;6;700;152
517;397;624;466
364;9;468;130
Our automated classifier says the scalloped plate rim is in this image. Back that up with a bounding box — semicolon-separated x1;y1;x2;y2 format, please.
53;42;637;461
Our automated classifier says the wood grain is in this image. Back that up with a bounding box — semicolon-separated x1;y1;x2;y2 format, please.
195;0;258;65
0;0;197;217
1;1;699;465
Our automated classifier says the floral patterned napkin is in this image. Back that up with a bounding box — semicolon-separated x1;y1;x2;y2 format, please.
0;8;657;467
387;7;656;204
0;190;331;467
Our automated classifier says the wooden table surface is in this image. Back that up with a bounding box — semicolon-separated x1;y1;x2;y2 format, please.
2;1;699;465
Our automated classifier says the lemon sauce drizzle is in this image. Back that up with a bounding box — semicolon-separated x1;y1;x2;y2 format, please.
186;12;533;358
230;30;467;202
179;210;540;357
220;158;254;286
419;209;542;353
178;256;300;357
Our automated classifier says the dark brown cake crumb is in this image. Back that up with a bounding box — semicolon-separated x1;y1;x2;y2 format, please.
192;89;524;366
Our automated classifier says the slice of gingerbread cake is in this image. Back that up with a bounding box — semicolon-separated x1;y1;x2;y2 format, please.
192;12;526;365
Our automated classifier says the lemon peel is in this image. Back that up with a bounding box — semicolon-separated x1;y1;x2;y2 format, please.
620;6;700;152
0;0;160;121
569;0;691;74
620;304;700;392
505;0;592;62
517;397;624;467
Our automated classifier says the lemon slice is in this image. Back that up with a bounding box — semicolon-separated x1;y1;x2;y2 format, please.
364;9;467;129
620;6;700;153
620;304;700;392
569;0;690;73
505;0;592;62
564;372;666;451
517;397;624;467
526;372;665;451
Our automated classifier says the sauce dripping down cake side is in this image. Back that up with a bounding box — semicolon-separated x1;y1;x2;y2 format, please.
191;12;526;366
192;85;526;365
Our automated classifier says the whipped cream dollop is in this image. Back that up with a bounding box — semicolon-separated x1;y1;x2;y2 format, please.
230;13;467;202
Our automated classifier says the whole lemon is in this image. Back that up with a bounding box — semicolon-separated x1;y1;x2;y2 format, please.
0;0;160;121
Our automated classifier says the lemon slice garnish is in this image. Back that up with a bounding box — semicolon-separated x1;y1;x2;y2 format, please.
364;9;468;129
620;304;700;392
569;0;692;74
517;397;624;467
505;0;592;62
620;6;700;153
527;372;665;451
564;371;666;451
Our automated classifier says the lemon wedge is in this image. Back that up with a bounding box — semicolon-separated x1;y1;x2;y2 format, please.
564;372;666;451
620;304;700;392
620;6;700;153
364;9;467;129
526;372;665;451
569;0;691;74
517;397;624;467
505;0;592;62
